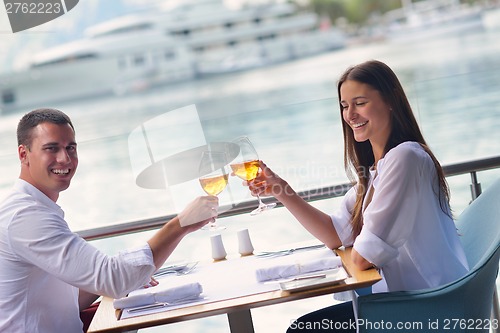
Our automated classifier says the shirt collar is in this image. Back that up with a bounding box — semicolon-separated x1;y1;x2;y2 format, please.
14;179;64;217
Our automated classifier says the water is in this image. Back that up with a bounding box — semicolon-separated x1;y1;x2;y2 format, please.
1;29;500;332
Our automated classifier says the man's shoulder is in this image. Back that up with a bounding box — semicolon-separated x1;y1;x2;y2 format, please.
1;188;56;228
1;187;39;210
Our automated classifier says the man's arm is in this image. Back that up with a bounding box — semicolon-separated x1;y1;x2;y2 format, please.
148;196;218;269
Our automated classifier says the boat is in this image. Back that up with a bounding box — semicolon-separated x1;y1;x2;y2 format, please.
481;6;500;31
382;0;484;42
0;29;194;112
0;0;346;113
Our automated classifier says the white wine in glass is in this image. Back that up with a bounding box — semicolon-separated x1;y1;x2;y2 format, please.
199;174;229;196
230;136;276;215
198;150;229;230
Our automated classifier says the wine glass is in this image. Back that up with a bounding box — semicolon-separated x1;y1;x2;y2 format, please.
198;150;229;230
230;136;276;215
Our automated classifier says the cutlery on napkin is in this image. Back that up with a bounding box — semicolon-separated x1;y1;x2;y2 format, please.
255;244;326;258
113;282;203;310
255;249;342;282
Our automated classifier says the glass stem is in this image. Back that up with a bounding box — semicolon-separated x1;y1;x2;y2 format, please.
256;194;266;208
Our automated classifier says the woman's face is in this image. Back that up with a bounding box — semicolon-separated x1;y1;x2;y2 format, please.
340;80;392;152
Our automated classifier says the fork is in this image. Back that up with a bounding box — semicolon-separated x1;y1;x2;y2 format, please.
126;295;206;314
255;244;326;258
153;262;199;278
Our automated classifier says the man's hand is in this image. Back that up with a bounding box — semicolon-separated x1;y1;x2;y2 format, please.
143;276;159;288
178;196;219;227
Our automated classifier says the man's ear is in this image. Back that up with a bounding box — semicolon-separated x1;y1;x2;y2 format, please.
18;145;29;165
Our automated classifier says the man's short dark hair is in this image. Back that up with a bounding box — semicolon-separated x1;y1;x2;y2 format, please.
17;108;75;147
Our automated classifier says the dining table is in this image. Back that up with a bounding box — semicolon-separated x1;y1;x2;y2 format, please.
87;245;381;333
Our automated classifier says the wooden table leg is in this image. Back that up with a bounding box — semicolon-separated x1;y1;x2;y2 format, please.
227;309;255;333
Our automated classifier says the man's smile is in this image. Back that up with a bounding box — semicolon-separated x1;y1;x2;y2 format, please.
51;168;70;175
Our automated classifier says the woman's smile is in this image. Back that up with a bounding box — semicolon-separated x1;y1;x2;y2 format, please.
351;121;368;129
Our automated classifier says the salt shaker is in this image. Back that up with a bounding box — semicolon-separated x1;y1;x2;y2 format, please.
210;234;227;261
237;228;254;256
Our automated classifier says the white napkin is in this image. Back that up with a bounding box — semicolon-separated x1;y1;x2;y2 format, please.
255;249;342;282
113;282;203;309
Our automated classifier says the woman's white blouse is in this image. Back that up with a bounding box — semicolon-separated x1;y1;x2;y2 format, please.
331;142;469;292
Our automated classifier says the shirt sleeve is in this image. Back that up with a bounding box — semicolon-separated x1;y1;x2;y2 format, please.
7;205;156;299
353;145;432;268
330;185;356;247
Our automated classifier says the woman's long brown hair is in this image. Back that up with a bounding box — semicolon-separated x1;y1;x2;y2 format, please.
337;60;450;237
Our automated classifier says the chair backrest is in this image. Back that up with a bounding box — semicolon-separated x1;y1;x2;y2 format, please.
455;178;500;270
357;246;500;333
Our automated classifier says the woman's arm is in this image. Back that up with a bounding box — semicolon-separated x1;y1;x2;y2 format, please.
249;161;342;249
351;248;375;270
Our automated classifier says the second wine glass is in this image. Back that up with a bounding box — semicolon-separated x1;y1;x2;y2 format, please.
198;150;229;230
230;136;276;216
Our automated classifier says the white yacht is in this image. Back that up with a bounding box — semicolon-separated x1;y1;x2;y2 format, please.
383;0;484;42
481;6;500;31
0;0;345;112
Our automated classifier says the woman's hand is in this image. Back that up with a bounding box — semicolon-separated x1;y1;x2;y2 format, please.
247;161;289;200
245;161;342;249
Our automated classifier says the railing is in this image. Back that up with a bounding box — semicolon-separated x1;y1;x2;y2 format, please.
78;155;500;241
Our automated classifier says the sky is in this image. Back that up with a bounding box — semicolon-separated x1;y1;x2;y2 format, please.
1;0;131;71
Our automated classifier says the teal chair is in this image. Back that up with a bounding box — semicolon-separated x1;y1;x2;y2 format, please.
356;179;500;333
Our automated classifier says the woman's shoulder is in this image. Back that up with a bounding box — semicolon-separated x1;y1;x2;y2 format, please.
379;141;431;169
387;141;428;158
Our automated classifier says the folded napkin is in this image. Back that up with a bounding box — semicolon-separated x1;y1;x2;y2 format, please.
113;282;203;309
255;249;342;282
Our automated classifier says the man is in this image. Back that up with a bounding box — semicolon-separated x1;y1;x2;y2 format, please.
0;108;218;332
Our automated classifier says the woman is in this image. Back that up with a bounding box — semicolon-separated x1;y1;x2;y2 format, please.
249;60;469;332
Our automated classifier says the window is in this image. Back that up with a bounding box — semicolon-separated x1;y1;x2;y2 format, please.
134;55;145;66
1;90;15;104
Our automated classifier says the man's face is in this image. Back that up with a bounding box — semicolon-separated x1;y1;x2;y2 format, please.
19;122;78;202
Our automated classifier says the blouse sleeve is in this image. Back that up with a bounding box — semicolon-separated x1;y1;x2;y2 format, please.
353;145;432;267
7;205;156;299
331;185;356;247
